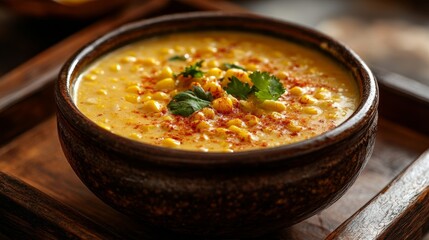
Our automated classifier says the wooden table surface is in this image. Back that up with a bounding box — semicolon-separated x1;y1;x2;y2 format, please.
0;0;428;239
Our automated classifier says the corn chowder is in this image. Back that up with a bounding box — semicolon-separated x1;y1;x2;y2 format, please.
74;31;358;152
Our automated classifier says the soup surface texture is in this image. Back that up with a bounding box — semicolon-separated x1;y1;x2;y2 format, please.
74;31;358;152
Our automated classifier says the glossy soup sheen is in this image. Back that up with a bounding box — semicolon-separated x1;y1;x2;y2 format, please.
74;31;359;152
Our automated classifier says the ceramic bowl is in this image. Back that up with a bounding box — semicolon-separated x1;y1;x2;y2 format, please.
55;12;378;237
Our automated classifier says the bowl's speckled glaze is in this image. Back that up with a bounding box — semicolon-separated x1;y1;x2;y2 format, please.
55;12;378;237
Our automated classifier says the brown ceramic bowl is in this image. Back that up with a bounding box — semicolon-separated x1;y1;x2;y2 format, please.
55;12;378;237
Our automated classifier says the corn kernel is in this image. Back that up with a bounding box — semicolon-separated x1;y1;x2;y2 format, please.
109;64;121;72
270;112;283;119
244;114;259;126
201;46;217;55
191;112;206;121
245;63;258;71
126;85;142;94
142;100;163;113
83;74;97;81
140;125;156;132
125;94;141;103
96;104;105;109
228;125;251;141
226;119;245;128
141;94;152;102
261;100;286;112
212;97;233;113
314;88;331;100
328;113;338;119
214;127;229;137
196;121;211;131
318;99;334;108
137;58;159;66
220;141;232;148
277;71;289;79
162;138;181;147
160;48;174;55
120;56;137;63
206;60;219;68
129;132;142;140
287;121;302;133
130;65;144;73
203;80;223;97
206;68;223;78
96;89;108;95
299;94;318;104
169;89;178;97
303;106;321;115
202;108;215;119
289;86;304;96
155;78;175;90
90;68;104;75
152;92;170;101
158;66;173;79
162;115;173;121
222;69;252;87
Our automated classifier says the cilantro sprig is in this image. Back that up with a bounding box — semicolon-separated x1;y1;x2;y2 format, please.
222;63;246;71
225;71;285;101
177;60;204;78
167;86;213;117
250;71;285;100
225;76;252;100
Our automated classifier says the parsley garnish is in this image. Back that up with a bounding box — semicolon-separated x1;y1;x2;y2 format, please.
168;55;188;61
225;76;252;100
167;86;213;117
222;63;246;71
177;60;204;78
225;71;285;101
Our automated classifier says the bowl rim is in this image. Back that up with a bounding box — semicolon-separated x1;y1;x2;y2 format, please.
56;11;378;167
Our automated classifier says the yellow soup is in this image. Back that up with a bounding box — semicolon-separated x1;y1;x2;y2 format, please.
74;31;359;152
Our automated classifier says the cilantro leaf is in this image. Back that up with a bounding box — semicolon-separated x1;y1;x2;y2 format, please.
249;71;285;100
193;85;213;101
222;63;246;71
167;86;212;117
168;55;188;61
225;76;252;99
178;60;204;78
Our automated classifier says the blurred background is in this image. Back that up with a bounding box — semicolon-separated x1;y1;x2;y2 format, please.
0;0;428;86
1;0;429;87
236;0;429;88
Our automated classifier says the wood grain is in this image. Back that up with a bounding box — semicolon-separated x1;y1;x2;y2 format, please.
327;149;429;240
1;117;428;239
374;68;429;137
0;172;119;239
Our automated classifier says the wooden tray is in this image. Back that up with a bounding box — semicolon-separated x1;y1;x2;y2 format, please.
1;1;428;239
